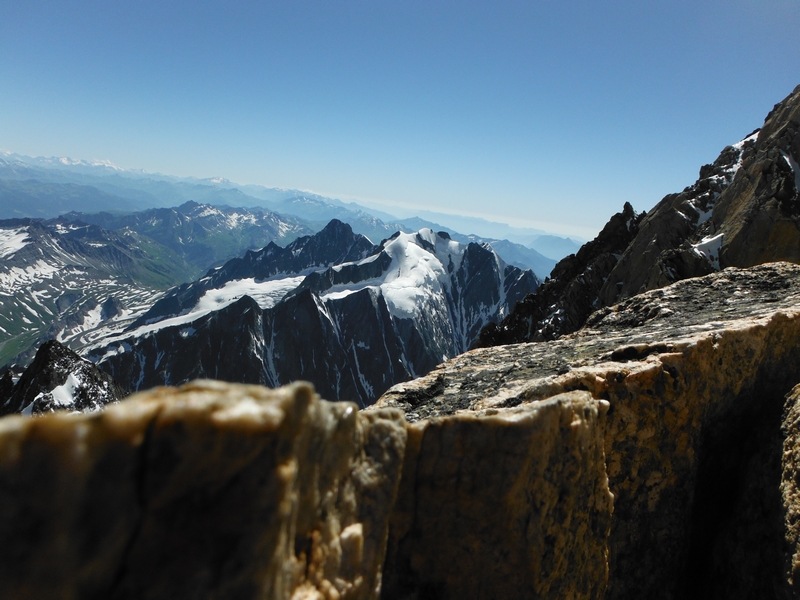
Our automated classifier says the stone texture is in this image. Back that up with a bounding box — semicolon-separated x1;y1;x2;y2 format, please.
377;262;800;599
0;380;407;600
378;391;613;600
782;385;800;597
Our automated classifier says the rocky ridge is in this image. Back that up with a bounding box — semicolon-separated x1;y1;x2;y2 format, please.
478;83;800;347
7;262;800;598
89;226;537;406
0;340;125;416
0;379;610;600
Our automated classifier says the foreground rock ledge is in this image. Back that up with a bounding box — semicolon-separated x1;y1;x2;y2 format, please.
0;380;407;600
0;379;613;600
377;262;800;599
380;391;613;600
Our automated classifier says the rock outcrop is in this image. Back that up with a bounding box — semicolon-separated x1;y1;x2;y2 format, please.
0;378;611;600
380;391;613;600
476;201;644;346
479;84;800;347
0;340;125;416
8;264;800;598
379;262;800;599
0;380;408;600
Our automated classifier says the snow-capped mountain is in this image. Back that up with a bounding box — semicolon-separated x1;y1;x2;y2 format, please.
0;203;318;369
130;219;376;327
89;222;538;406
0;340;125;416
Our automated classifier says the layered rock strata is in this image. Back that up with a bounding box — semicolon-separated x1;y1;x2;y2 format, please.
378;262;800;599
0;380;408;600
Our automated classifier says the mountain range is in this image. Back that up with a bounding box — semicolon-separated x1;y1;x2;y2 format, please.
86;220;537;406
7;85;799;418
0;151;573;275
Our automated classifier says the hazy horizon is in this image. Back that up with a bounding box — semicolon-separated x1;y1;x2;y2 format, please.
2;1;799;238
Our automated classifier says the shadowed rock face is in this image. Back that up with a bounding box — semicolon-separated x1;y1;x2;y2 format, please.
0;340;125;416
380;391;613;600
475;201;644;347
478;84;800;348
378;262;800;599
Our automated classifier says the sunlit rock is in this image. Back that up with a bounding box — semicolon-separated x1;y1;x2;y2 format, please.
0;380;407;600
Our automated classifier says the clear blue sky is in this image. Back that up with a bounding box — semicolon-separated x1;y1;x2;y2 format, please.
1;1;799;238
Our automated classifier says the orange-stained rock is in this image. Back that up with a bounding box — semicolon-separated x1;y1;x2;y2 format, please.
0;380;407;600
379;391;613;600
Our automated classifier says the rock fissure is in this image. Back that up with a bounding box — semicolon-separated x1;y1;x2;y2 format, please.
105;408;162;599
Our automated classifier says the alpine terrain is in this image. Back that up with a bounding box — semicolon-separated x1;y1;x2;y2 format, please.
478;84;800;347
88;220;538;406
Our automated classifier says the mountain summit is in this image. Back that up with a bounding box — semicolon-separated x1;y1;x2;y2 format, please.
478;83;800;347
89;222;537;405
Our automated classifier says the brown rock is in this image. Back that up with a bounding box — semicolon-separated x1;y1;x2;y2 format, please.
377;262;800;599
379;392;613;600
0;380;407;600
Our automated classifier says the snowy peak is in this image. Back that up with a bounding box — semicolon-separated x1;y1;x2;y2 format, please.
128;219;376;329
0;340;125;416
92;225;538;406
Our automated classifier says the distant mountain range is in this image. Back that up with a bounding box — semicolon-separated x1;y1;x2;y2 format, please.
0;148;573;411
0;151;579;272
87;220;538;406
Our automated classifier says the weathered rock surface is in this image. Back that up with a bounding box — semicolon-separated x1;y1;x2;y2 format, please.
380;391;613;600
0;378;614;599
480;84;800;348
378;262;800;599
0;380;407;600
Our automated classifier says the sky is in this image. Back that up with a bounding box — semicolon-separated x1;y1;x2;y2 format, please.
1;1;799;239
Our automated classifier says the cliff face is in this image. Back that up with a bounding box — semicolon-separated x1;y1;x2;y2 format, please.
379;262;800;599
380;391;613;600
479;84;800;347
476;201;644;346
